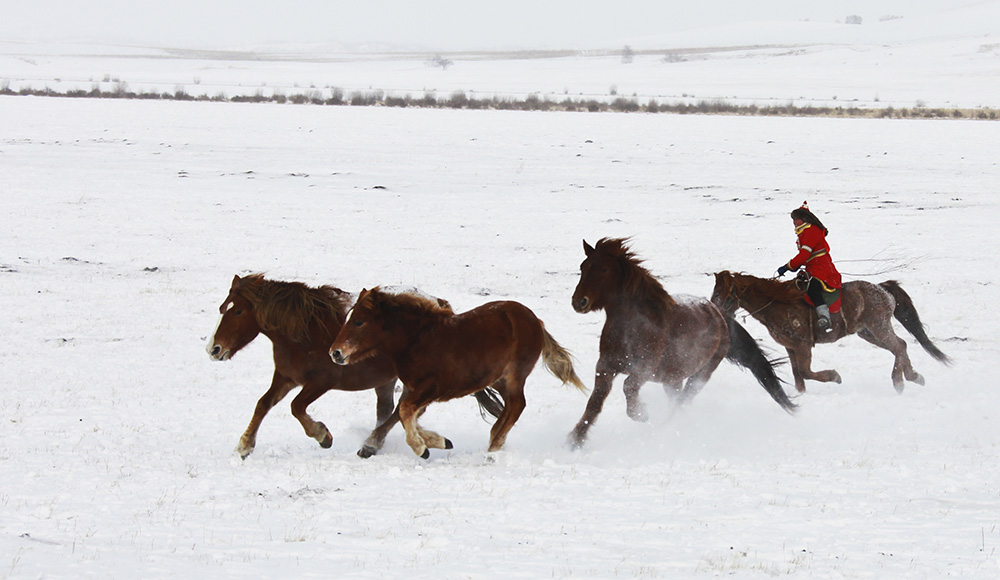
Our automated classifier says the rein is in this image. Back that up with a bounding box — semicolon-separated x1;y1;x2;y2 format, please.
730;285;774;322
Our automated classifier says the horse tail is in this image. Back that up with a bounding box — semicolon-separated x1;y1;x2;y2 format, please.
540;328;588;392
879;280;953;365
724;316;797;414
472;389;504;421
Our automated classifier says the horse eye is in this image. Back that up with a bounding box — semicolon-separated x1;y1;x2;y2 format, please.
234;310;243;316
354;320;364;327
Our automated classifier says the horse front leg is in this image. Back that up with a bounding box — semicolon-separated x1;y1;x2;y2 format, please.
358;381;405;458
358;404;400;458
237;372;296;459
413;406;453;452
568;368;616;449
623;374;648;422
785;347;807;393
793;346;843;387
373;379;397;426
398;398;431;459
290;384;334;449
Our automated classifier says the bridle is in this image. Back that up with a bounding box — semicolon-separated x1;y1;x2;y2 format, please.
724;280;775;321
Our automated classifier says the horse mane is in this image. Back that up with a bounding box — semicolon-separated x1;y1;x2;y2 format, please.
236;274;352;341
366;287;454;320
594;237;677;313
722;270;802;304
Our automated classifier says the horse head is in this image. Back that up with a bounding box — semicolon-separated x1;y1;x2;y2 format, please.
572;239;625;313
330;288;387;365
207;274;263;361
711;271;740;316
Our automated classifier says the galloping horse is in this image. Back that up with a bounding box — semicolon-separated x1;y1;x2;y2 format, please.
206;274;501;458
711;271;952;393
568;238;795;448
329;288;587;458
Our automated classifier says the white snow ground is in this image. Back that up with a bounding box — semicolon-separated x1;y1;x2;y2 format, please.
2;6;999;579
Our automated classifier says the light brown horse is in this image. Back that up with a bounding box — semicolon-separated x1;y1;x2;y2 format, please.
329;288;587;458
711;271;952;393
207;274;502;458
568;238;795;448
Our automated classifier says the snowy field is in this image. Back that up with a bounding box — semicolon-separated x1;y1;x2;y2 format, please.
2;4;1000;577
1;94;997;578
3;2;1000;111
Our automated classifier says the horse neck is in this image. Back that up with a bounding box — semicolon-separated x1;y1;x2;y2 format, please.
259;309;341;350
736;282;780;317
375;310;440;361
605;284;675;324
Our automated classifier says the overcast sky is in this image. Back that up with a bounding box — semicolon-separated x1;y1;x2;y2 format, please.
0;1;968;50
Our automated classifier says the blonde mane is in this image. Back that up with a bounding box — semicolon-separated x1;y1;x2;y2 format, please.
364;287;455;319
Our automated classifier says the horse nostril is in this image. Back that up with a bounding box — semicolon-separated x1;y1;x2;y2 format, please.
211;345;221;357
331;349;344;363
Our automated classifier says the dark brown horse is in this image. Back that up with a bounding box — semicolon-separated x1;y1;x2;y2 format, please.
711;271;952;393
569;238;795;448
207;274;502;458
329;288;587;458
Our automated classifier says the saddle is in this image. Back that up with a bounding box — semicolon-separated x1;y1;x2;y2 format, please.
795;270;842;313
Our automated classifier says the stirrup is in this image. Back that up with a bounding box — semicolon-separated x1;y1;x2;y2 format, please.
817;317;832;333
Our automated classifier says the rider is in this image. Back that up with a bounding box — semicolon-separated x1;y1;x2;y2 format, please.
776;201;842;333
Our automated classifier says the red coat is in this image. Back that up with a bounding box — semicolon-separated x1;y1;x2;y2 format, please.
787;223;842;290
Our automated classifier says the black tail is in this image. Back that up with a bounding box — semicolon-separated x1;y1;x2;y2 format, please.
725;316;797;414
879;281;953;365
473;388;504;421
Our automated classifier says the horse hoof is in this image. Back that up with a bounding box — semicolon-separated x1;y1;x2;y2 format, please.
319;433;333;449
627;409;649;423
893;382;905;394
912;374;926;386
420;448;430;460
357;446;377;459
444;438;454;450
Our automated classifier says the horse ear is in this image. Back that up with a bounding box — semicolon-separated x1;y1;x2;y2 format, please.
583;240;594;256
231;274;242;289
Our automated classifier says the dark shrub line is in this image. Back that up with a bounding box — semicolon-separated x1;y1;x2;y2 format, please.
1;85;996;120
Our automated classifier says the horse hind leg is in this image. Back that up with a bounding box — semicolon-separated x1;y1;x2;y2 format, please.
857;327;922;393
677;346;727;406
487;375;528;453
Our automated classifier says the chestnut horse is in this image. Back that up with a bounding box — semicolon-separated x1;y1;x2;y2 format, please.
711;271;951;393
329;288;587;458
206;274;501;458
568;238;796;448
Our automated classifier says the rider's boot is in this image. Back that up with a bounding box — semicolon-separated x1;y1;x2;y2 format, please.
816;304;832;333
